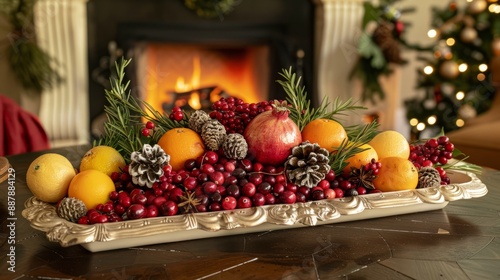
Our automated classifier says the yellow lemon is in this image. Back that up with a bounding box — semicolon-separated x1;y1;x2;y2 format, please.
368;130;410;160
373;157;418;192
26;153;76;203
342;143;378;175
68;169;115;210
80;145;126;176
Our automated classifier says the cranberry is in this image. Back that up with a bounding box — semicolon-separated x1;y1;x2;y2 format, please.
114;204;126;215
202;181;217;194
422;160;433;167
203;151;219;165
225;175;238;186
263;175;276;185
252;193;266;206
426;138;439;148
196;204;207;212
238;196;252;208
201;163;215;174
209;202;221;211
119;196;131;208
130;188;144;198
222;196;237;210
102;203;114;213
438;157;448;165
197;173;209;183
232;168;246;179
146;205;159;218
226;184;241;198
325;170;336;181
311;190;325;200
184;159;197;170
273;183;285;196
248;173;263;185
324;188;336;199
160;201;178;216
318;179;330;190
242;182;257;197
298;186;310;197
169;187;184;202
217;185;227;196
286;183;298;193
340;180;353;190
333;187;344;198
110;172;120;182
239;159;253;172
132;193;148;205
275;174;286;184
152;196;167;208
109;191;119;201
279;191;296;204
257;182;272;195
145;121;155;129
183;177;198;191
252;162;264;172
78;216;90;225
92;214;109;224
437;135;449;145
209;171;225;185
211;192;222;203
295;192;307;203
162;164;173;175
213;163;225;172
264;193;276;205
141;127;151;137
224;162;236;173
126;204;146;219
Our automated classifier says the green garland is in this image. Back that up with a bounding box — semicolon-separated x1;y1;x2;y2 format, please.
0;0;60;92
184;0;242;19
350;0;418;104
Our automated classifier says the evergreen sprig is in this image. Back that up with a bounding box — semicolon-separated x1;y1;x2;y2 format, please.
277;67;365;130
94;58;144;161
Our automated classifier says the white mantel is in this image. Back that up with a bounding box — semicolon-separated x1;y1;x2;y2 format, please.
34;0;90;148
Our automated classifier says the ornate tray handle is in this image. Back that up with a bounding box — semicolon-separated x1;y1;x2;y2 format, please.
22;171;488;250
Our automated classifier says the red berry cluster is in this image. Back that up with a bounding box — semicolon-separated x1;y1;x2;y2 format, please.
409;135;454;185
141;121;156;137
209;97;273;134
169;106;184;122
77;151;383;224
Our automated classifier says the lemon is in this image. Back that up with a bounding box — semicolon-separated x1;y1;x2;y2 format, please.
68;169;116;210
373;157;419;192
368;130;410;160
26;153;76;203
79;145;126;176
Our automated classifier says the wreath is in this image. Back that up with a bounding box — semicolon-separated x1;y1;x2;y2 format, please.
0;0;60;92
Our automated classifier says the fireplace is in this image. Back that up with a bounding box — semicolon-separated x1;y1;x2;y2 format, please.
87;0;315;127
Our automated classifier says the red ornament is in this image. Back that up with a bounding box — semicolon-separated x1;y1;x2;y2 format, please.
394;20;404;37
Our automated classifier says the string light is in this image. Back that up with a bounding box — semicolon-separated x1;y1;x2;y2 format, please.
424;66;434;74
456;119;465;127
427;115;437;125
446;38;456;46
458;63;468;72
428;29;437;38
456;91;465;100
479;64;488;72
477;73;486;81
416;122;426;131
409;118;419;126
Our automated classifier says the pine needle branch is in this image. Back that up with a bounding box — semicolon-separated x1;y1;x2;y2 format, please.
277;67;366;130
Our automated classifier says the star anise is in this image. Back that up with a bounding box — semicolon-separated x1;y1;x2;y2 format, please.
177;191;201;213
347;167;377;190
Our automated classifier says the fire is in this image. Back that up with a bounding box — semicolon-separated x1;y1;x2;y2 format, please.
175;56;201;93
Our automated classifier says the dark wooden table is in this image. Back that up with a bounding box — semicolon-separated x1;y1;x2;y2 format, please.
1;145;499;279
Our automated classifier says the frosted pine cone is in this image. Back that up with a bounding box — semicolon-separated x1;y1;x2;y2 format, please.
189;110;210;134
129;144;170;188
222;133;248;159
57;197;87;222
417;167;441;189
284;141;331;188
201;119;227;151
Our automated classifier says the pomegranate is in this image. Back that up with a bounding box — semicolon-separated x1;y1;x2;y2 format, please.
243;101;302;166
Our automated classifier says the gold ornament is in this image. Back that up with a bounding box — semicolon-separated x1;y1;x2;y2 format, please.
467;0;487;14
440;60;460;79
460;26;478;43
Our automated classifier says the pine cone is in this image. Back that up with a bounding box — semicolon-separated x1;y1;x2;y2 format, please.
222;133;248;159
189;110;210;134
372;20;402;63
129;144;170;188
417;167;441;189
284;141;331;188
201;119;227;151
57;197;87;222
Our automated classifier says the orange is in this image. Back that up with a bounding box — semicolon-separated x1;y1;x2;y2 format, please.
342;143;378;175
368;130;410;160
80;145;126;176
157;127;205;171
68;169;116;210
26;153;76;203
301;118;348;153
372;157;418;192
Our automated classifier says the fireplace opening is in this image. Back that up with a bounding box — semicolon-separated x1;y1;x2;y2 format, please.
134;42;270;114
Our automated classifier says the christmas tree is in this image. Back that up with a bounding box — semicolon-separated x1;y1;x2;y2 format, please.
405;0;500;139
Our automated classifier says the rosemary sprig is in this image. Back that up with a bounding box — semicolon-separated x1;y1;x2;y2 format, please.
329;120;379;175
94;58;144;160
277;67;366;130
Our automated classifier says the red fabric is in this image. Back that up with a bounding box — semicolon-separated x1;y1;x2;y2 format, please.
0;95;50;156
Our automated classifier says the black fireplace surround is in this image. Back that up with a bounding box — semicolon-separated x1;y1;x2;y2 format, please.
87;0;315;128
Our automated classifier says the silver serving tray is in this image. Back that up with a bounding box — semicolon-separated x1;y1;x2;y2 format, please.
22;171;488;252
